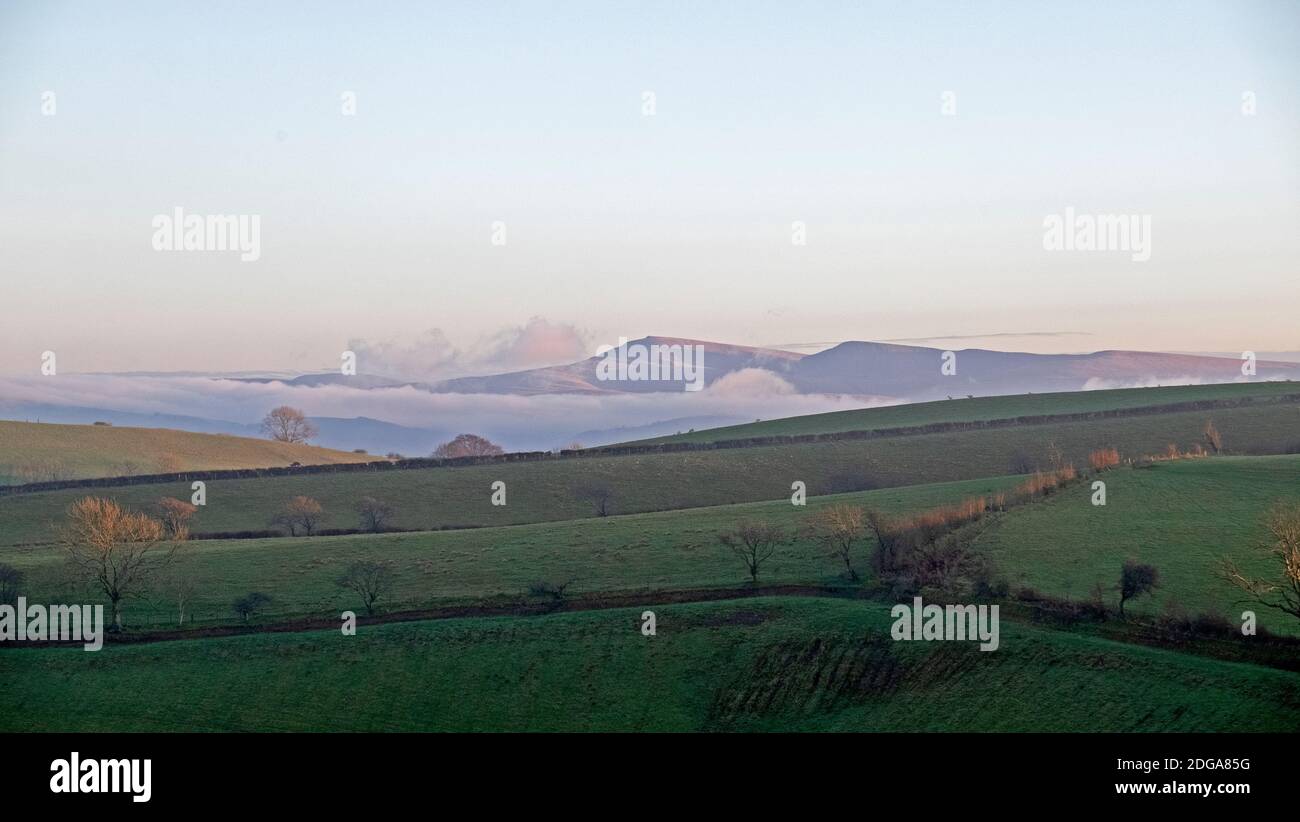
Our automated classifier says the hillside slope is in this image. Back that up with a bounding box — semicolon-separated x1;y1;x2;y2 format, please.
2;598;1294;731
3;399;1297;545
633;382;1300;444
0;421;377;484
976;455;1300;629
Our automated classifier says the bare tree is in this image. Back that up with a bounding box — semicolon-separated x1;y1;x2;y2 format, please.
1118;559;1159;616
0;562;24;606
356;496;394;533
575;483;614;517
154;497;197;540
59;497;175;631
271;495;324;536
1046;440;1066;472
164;565;197;626
336;560;395;615
1219;501;1300;622
1203;420;1223;455
526;577;577;606
718;521;786;583
432;433;504;458
260;406;318;444
806;504;867;581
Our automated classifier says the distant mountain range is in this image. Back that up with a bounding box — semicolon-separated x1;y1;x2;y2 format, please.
321;337;1298;401
6;338;1297;456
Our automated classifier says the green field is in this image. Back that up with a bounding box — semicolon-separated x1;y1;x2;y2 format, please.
4;457;1297;636
2;597;1294;732
977;455;1300;629
5;386;1299;733
634;382;1300;444
0;420;375;484
3;400;1297;547
1;475;1025;628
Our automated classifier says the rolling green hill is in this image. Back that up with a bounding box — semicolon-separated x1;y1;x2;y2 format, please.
0;420;376;485
2;399;1297;546
976;455;1300;625
2;597;1294;732
633;382;1300;444
5;457;1297;636
0;474;1025;628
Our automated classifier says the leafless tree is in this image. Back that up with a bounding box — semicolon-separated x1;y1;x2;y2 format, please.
526;577;577;605
356;496;394;533
336;560;395;615
805;504;867;581
574;483;614;517
718;520;786;583
271;495;324;536
59;497;175;630
154;497;197;540
1219;501;1300;622
260;406;318;444
1203;420;1223;455
164;565;197;626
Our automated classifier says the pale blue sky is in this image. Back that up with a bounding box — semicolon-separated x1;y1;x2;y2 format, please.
1;0;1297;374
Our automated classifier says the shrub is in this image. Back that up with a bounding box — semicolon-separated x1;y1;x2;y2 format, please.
1119;559;1159;616
526;578;576;604
232;592;272;622
1203;420;1223;454
1088;447;1120;471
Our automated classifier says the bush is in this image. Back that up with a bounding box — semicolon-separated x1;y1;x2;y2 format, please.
526;578;576;603
1088;447;1120;471
232;592;272;622
1119;559;1159;616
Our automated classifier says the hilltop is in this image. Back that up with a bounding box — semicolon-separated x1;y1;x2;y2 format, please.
0;420;378;484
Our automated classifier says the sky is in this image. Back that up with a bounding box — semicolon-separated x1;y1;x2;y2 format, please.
1;0;1297;377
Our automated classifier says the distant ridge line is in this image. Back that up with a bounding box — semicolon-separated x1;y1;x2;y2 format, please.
3;391;1298;497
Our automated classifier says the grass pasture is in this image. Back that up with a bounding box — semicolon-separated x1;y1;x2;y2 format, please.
2;399;1297;546
0;475;1025;628
634;382;1300;444
0;420;375;484
3;457;1297;635
1;597;1295;732
977;455;1300;630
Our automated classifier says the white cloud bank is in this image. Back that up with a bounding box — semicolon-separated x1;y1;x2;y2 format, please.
0;370;883;451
